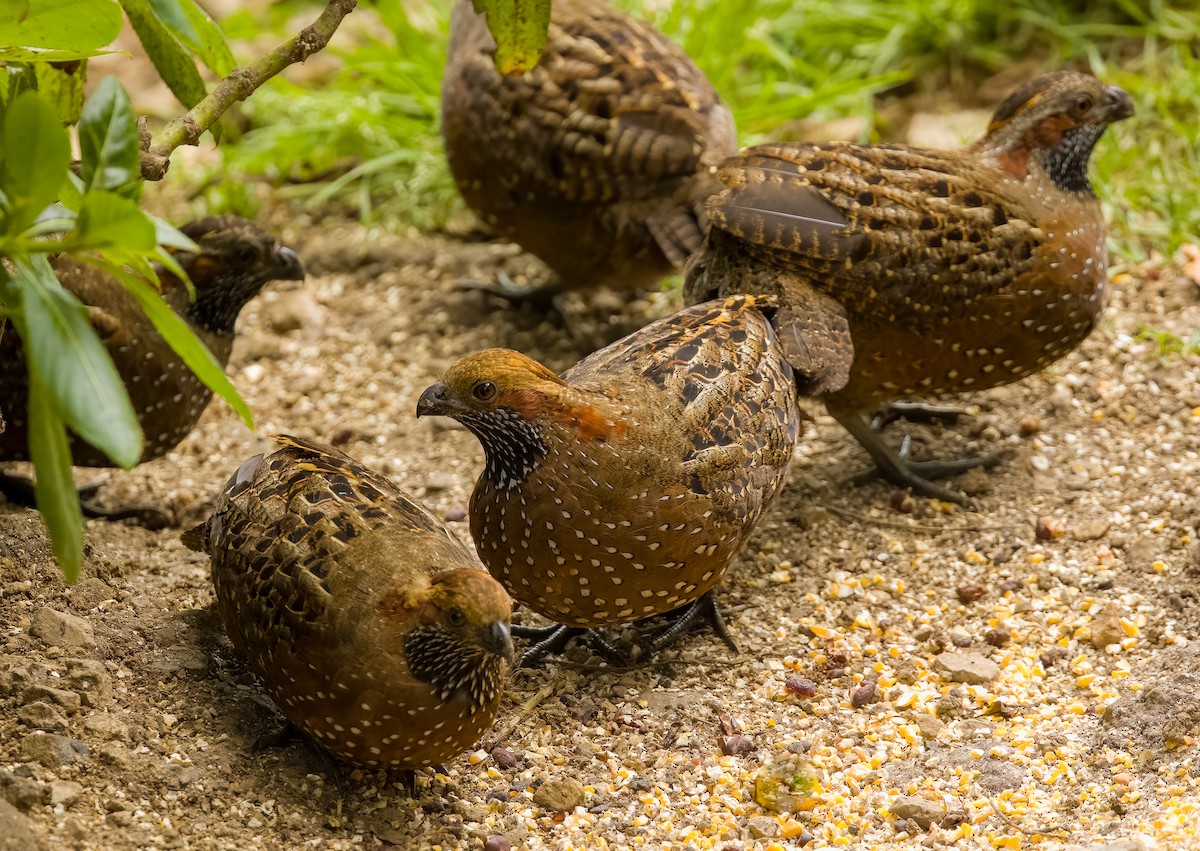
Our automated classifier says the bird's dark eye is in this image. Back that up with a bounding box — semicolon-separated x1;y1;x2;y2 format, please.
472;381;497;402
447;607;467;627
1074;95;1093;113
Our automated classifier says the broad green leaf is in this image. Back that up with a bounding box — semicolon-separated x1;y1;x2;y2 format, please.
2;92;70;231
0;64;37;109
179;0;235;75
150;213;198;252
28;374;84;582
78;76;140;193
472;0;550;75
11;254;142;468
33;58;86;124
120;0;208;109
0;0;122;54
0;46;118;62
120;272;254;429
75;191;156;251
145;0;234;76
57;171;85;213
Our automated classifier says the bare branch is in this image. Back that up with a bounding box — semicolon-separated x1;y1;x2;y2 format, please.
140;0;357;181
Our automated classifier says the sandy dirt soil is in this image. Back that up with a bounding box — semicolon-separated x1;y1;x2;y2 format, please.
1;218;1198;851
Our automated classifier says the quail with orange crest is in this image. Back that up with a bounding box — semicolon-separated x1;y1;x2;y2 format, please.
185;435;515;769
685;71;1134;503
441;0;736;306
0;215;304;524
417;295;804;664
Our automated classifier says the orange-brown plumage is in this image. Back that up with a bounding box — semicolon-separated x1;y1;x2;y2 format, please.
187;436;515;769
441;0;736;299
685;71;1133;501
418;296;805;651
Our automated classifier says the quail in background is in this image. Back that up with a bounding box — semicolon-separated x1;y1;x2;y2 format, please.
686;71;1134;503
417;295;804;664
441;0;736;306
0;215;304;524
185;435;515;770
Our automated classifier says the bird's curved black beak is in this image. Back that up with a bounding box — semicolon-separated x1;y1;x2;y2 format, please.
416;381;459;418
480;620;515;665
273;245;306;281
1103;85;1135;123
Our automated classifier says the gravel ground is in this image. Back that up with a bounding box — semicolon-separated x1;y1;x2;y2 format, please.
1;220;1198;851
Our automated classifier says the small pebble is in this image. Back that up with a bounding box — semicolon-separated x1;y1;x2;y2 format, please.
490;747;517;769
890;489;914;513
785;678;816;698
1036;516;1066;540
719;734;753;756
851;681;877;708
955;583;985;603
984;627;1010;647
483;837;512;851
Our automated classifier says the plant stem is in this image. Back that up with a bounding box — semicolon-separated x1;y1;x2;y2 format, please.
140;0;358;181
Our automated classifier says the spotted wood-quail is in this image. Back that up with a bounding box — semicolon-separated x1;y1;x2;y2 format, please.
417;295;802;663
185;435;515;769
0;215;304;522
441;0;736;305
685;71;1134;503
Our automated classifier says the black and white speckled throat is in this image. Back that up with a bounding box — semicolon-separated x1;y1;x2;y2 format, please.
1044;124;1106;195
461;408;548;490
404;626;503;711
186;272;269;335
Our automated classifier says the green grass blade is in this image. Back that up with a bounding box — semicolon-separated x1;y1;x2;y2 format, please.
28;370;84;583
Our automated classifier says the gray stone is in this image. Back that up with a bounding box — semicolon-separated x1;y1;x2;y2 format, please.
68;577;115;610
265;290;324;335
16;701;69;734
0;798;42;850
61;658;110;706
29;608;94;651
889;794;946;829
532;777;585;812
932;651;1000;685
21;684;81;714
746;815;782;839
49;780;83;808
19;733;89;768
913;714;944;740
83;713;129;741
0;769;48;811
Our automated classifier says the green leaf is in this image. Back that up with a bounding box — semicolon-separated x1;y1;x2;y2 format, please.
2;91;70;231
472;0;550;75
146;0;235;76
0;0;122;54
120;0;208;109
0;46;118;62
28;374;84;582
75;191;156;251
33;58;87;124
78;76;140;193
10;254;142;468
121;272;254;429
0;64;38;107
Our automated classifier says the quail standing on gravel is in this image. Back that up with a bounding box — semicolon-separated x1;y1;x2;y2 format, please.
417;295;805;664
0;215;304;523
685;71;1134;503
185;435;515;770
441;0;736;306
